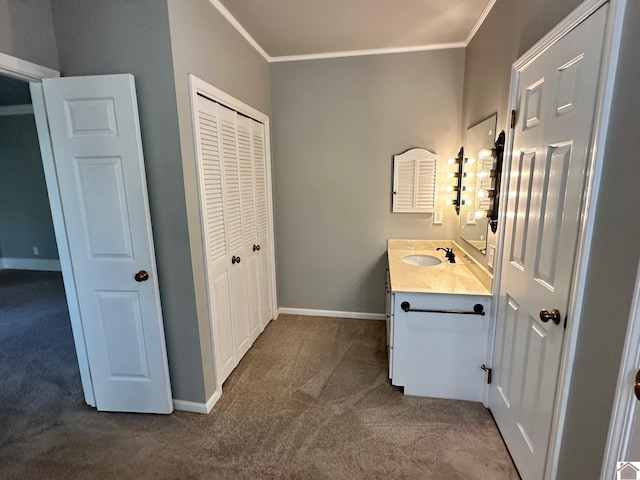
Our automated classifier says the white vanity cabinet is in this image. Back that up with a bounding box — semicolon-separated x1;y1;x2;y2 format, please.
389;292;491;402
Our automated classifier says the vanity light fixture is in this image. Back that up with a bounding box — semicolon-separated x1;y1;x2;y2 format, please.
448;146;465;215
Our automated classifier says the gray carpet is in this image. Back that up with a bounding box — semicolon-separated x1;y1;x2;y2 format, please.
0;269;84;446
0;272;519;479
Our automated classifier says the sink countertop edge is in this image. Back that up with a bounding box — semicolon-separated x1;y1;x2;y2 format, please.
388;239;492;296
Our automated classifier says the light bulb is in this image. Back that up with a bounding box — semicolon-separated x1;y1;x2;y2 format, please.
464;172;474;179
479;149;493;159
446;172;457;179
445;199;453;206
447;157;457;165
477;171;489;179
475;210;486;219
465;157;476;165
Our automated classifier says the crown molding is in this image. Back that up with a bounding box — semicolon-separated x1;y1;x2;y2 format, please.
210;1;493;63
270;42;466;63
465;0;498;45
207;0;271;61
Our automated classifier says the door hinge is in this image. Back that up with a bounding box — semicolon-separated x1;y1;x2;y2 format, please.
510;110;517;129
481;364;493;384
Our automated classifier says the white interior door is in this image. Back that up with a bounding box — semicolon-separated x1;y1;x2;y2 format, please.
193;95;236;383
218;104;251;360
251;120;273;328
490;6;607;478
41;74;172;414
237;114;262;342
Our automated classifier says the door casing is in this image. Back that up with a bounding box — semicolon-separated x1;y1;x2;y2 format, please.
490;0;628;478
0;52;95;407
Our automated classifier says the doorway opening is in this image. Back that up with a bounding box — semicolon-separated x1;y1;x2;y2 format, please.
0;74;84;445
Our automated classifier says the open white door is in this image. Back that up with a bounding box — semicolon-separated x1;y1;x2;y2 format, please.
491;5;608;478
40;74;172;414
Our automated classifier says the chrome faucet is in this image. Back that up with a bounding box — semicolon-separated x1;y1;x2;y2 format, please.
437;247;456;263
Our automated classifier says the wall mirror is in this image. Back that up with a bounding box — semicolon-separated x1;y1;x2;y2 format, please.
458;114;497;254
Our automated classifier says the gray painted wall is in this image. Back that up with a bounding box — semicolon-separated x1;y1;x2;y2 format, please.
270;50;465;314
458;0;583;269
0;114;58;261
463;0;640;477
166;0;272;400
0;0;59;71
49;0;208;403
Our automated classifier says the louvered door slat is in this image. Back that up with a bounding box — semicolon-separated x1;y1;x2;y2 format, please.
218;105;243;254
196;104;227;263
237;115;256;247
252;121;268;239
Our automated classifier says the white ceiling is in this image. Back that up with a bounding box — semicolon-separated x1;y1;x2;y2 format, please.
215;0;496;61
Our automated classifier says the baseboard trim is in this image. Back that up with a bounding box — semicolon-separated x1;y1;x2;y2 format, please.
1;257;61;271
173;390;221;414
278;307;385;321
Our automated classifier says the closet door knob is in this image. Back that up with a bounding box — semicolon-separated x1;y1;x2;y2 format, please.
253;244;261;252
231;256;237;265
134;270;149;282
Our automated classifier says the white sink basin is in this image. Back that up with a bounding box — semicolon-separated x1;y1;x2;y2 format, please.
401;254;442;266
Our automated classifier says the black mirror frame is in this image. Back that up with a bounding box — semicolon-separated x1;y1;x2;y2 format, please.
488;130;505;233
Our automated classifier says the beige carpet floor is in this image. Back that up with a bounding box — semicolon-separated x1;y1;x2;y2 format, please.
0;312;520;479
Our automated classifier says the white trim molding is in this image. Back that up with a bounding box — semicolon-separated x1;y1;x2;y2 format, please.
207;0;478;63
279;307;385;321
173;390;221;414
207;0;270;61
465;0;498;45
1;257;62;271
270;43;465;63
0;104;34;116
0;52;59;82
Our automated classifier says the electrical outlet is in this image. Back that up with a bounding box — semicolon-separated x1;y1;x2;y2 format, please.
33;246;39;256
433;211;443;225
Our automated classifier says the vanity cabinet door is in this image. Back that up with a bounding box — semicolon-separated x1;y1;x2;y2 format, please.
392;293;490;402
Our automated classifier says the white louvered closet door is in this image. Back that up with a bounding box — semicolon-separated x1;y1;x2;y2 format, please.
237;114;261;342
218;104;251;361
194;96;235;382
252;120;273;327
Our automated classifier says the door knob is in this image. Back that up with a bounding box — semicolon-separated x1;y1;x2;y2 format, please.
134;270;149;282
232;256;241;265
635;370;640;401
253;244;261;252
539;308;561;325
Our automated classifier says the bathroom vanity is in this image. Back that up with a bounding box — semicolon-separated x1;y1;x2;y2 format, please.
386;240;492;402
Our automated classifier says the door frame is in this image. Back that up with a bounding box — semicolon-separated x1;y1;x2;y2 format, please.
0;52;95;407
601;261;640;478
491;0;627;477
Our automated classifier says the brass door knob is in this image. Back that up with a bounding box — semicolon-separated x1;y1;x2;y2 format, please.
134;270;149;282
253;244;261;252
539;308;561;325
232;256;241;265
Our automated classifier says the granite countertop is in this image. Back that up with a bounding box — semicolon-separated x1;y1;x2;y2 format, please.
387;239;491;296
